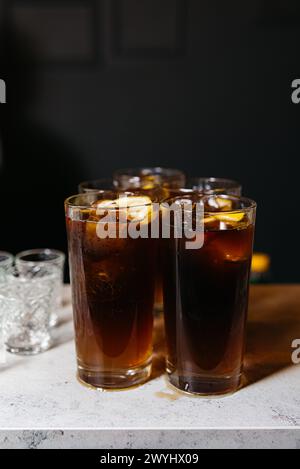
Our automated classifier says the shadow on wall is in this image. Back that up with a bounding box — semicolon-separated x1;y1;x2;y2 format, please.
0;26;84;256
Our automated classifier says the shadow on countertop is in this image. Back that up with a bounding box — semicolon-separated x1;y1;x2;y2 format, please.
244;285;300;388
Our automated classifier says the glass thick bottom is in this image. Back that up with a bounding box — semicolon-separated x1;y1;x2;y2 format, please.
77;359;152;390
6;334;52;356
167;366;242;396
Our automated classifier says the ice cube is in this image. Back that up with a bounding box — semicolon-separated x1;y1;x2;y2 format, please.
117;196;154;224
206;197;233;211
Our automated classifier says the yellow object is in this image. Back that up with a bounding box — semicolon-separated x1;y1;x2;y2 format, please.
92;196;154;224
251;253;271;274
215;212;244;223
204;212;245;224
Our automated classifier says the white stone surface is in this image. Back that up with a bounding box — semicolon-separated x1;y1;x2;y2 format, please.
0;286;299;449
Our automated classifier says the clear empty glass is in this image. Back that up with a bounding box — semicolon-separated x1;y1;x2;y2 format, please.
0;253;14;363
0;266;57;355
16;249;66;327
0;298;7;364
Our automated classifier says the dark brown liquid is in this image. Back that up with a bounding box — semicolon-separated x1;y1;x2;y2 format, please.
162;225;254;394
67;217;156;372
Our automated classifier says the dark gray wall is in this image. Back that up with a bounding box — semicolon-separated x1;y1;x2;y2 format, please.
0;0;299;281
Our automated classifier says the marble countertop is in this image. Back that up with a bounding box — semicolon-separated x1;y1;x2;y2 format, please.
0;285;299;449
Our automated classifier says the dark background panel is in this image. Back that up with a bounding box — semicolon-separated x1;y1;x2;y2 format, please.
112;0;188;58
10;2;96;63
0;0;299;281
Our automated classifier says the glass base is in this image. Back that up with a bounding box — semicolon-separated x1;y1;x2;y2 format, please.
167;370;242;396
6;336;52;356
77;359;152;390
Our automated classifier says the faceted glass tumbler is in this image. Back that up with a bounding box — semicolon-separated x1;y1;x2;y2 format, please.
0;299;8;364
0;267;57;355
0;252;14;363
16;249;66;327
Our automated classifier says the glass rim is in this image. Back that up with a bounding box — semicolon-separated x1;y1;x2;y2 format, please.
162;193;257;215
78;178;116;192
16;249;65;264
65;190;158;210
189;176;241;187
114;166;185;178
1;267;59;284
161;185;239;196
0;251;14;265
160;188;195;203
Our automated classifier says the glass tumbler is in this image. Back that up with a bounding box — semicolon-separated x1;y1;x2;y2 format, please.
0;265;57;355
16;249;66;327
114;168;186;312
161;194;256;395
0;252;14;363
65;191;157;389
